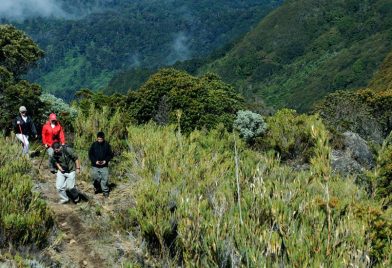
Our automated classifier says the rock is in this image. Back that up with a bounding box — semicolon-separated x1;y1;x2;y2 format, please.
331;149;364;176
69;239;77;245
342;132;375;169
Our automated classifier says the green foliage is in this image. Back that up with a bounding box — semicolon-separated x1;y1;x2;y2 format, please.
72;104;128;154
355;205;392;264
203;0;392;111
12;0;281;95
255;109;320;162
0;25;45;134
369;51;392;90
233;110;267;143
74;88;126;113
131;68;245;133
0;136;53;248
40;93;78;132
315;88;392;143
374;132;392;207
0;24;43;78
114;122;391;266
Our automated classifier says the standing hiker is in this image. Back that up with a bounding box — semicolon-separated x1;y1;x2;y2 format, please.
89;131;113;197
13;106;37;155
42;113;65;171
50;142;81;204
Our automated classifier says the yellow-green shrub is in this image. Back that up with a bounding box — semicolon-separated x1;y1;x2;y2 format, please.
116;122;391;266
255;109;320;162
0;136;53;248
374;131;392;207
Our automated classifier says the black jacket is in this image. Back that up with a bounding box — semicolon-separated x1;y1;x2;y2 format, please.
13;115;37;137
89;141;113;168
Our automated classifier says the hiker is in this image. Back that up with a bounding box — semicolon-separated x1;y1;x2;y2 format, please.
89;131;113;197
50;142;81;204
13;106;37;155
42;113;65;171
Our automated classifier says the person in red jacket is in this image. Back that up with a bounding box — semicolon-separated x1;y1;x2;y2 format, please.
42;113;66;172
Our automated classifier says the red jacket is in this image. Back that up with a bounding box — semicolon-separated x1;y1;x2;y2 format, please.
42;121;65;146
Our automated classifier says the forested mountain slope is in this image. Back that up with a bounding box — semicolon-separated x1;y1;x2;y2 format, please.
202;0;392;111
1;0;282;99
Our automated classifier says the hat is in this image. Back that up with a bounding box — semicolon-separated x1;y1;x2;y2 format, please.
19;106;27;113
49;113;57;120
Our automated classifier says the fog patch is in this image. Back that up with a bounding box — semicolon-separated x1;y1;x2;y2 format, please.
0;0;67;20
166;32;191;65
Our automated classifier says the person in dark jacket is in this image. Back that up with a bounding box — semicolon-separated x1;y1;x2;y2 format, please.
89;131;113;197
50;142;81;204
13;106;37;155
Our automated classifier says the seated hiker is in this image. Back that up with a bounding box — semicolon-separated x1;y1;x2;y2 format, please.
13;106;37;155
42;113;66;171
50;142;81;204
89;131;113;197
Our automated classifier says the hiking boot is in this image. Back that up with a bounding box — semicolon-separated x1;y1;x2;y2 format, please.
58;199;69;204
73;196;80;204
93;180;102;194
103;192;109;198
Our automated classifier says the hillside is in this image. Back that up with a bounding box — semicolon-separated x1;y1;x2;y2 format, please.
2;0;282;100
1;24;392;267
202;0;392;111
369;51;392;90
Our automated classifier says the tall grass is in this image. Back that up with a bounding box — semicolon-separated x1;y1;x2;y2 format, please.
0;136;53;249
116;121;391;266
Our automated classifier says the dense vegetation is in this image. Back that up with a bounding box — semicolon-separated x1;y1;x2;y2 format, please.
0;137;53;249
3;0;282;99
116;122;391;266
203;0;392;111
128;69;245;133
2;9;392;267
0;24;46;134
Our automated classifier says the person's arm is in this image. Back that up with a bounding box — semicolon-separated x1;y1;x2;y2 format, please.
75;159;81;174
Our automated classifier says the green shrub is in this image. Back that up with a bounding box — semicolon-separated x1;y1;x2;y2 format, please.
233;110;267;143
114;122;391;266
130;68;245;133
374;132;392;207
315;88;392;143
72;104;128;154
40;93;78;132
255;109;321;162
0;136;53;248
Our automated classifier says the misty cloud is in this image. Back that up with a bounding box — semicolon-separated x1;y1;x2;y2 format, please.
0;0;68;20
166;32;191;64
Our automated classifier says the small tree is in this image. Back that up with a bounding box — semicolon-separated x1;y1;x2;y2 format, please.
0;25;45;133
233;110;267;143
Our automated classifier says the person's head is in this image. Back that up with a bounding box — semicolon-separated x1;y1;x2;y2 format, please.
52;142;62;155
97;131;105;143
49;113;57;124
19;106;27;115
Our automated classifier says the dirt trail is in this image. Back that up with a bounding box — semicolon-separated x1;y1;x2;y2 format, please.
31;156;140;268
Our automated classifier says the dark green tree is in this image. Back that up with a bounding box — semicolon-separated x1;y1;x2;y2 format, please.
130;68;245;133
0;24;45;133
